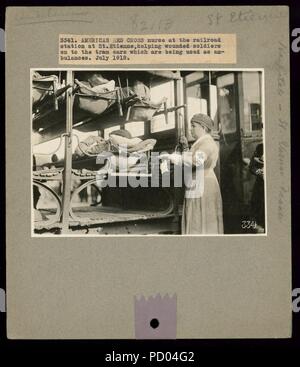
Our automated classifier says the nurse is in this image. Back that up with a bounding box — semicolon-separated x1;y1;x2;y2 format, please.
162;113;224;234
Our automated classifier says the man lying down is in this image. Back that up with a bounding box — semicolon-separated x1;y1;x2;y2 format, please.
75;129;157;158
33;129;157;172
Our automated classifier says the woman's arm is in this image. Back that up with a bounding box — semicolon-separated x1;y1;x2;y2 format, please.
160;150;207;167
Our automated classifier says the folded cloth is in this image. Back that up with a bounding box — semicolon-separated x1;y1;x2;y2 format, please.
132;80;151;102
92;80;115;93
88;73;110;87
76;79;115;95
32;71;58;83
75;79;116;116
32;72;59;105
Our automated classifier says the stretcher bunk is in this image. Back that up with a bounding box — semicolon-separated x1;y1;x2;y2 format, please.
33;151;176;232
33;71;185;144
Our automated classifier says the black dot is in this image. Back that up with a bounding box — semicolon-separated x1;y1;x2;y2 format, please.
150;318;159;329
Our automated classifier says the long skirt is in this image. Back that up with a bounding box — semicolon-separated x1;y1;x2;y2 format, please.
181;171;224;234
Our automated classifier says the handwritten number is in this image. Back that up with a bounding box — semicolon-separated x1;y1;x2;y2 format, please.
131;15;173;32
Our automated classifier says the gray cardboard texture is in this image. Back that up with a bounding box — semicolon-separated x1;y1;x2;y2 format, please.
6;6;291;338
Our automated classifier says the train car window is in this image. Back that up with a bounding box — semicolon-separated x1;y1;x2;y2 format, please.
104;125;121;139
216;73;236;134
124;121;145;137
186;83;208;120
241;72;262;132
209;84;218;129
184;72;211;140
185;71;205;84
250;103;262;131
150;80;175;133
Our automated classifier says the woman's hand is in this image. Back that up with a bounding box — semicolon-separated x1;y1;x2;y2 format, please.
159;153;171;161
160;153;182;165
179;136;189;151
256;168;264;178
179;136;188;145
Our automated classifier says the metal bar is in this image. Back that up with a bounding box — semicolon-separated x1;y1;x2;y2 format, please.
153;104;185;117
53;80;58;111
61;70;73;233
74;93;117;101
32;85;53;91
163;101;169;124
116;88;123;116
126;105;131;121
235;72;245;205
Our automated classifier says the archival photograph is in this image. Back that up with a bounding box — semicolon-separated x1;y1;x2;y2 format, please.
32;69;265;236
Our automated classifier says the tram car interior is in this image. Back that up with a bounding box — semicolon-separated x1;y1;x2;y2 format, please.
32;69;264;235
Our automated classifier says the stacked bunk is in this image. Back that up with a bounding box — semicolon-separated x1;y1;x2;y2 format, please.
32;70;184;233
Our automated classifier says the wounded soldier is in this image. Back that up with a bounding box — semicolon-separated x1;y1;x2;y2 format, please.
34;129;157;172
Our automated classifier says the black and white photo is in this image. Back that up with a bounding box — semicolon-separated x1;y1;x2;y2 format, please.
32;69;265;235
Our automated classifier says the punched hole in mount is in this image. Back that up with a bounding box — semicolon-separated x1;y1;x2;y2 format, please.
150;318;159;329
